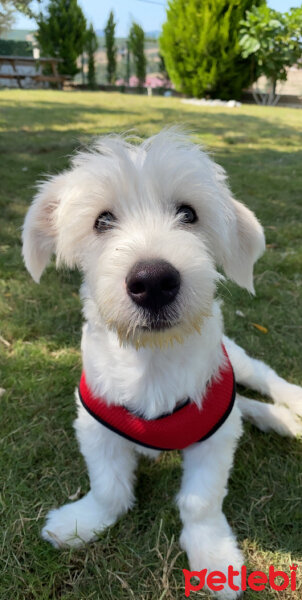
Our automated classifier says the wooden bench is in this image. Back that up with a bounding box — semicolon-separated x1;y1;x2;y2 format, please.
0;55;71;89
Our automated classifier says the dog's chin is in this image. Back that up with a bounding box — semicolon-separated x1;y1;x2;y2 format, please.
107;311;211;350
140;319;176;332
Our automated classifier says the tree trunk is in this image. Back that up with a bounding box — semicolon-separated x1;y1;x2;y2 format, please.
268;78;280;106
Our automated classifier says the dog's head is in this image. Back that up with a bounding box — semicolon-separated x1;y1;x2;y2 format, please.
23;130;265;348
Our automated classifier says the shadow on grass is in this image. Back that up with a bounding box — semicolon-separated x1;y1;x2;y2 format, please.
0;98;301;147
0;99;142;128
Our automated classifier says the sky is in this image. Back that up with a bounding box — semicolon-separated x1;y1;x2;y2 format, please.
14;0;302;36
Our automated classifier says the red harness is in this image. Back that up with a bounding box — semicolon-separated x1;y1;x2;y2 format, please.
78;346;235;451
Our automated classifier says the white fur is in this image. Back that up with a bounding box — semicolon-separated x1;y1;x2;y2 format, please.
22;130;301;599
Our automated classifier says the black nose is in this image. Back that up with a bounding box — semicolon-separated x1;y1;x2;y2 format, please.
126;260;180;311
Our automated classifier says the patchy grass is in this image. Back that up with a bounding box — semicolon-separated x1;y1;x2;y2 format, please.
0;89;301;600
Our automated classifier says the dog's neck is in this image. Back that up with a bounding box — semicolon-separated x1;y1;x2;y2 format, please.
81;289;224;420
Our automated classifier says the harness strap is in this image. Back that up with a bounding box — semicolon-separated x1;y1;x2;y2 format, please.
78;345;236;451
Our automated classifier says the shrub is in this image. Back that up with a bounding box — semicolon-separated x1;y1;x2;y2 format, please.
160;0;263;99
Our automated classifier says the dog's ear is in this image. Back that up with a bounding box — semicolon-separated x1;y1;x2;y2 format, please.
218;197;265;293
22;174;67;283
200;161;265;294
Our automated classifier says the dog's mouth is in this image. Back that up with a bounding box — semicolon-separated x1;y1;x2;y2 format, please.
139;317;178;332
100;289;212;349
105;308;210;350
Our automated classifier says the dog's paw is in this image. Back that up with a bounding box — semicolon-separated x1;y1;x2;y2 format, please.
41;491;112;548
271;381;302;418
180;519;244;599
282;384;302;418
42;506;96;548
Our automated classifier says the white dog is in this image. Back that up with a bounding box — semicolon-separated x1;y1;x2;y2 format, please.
22;130;301;598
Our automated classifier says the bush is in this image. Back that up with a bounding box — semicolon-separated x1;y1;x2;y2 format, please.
160;0;263;99
0;39;32;56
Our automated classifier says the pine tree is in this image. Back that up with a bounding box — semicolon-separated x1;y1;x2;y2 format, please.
129;22;146;87
104;10;117;84
37;0;87;77
160;0;264;99
85;23;98;89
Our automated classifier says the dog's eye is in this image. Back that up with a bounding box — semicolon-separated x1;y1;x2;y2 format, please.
94;211;116;233
176;204;197;224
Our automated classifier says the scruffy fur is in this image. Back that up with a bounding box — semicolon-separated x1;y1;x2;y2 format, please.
22;130;301;599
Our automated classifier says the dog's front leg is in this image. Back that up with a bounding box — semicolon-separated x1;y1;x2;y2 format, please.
177;405;243;599
42;399;137;548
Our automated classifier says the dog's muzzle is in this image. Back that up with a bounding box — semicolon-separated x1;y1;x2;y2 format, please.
126;260;180;314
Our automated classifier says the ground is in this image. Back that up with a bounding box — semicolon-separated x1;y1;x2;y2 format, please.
0;90;301;600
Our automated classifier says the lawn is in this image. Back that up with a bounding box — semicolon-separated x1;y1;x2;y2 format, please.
0;89;301;600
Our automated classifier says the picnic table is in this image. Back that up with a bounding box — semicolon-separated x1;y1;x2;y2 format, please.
0;55;71;88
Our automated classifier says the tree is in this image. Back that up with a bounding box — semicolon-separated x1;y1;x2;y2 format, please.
13;0;37;18
85;23;98;89
0;1;15;36
159;0;264;100
0;0;43;36
158;53;169;79
1;0;40;25
129;22;146;87
104;10;117;84
240;5;302;105
36;0;87;77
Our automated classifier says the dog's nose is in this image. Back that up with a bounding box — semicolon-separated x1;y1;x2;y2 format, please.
126;260;180;310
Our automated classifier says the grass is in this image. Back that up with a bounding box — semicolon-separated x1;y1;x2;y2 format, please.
0;89;301;600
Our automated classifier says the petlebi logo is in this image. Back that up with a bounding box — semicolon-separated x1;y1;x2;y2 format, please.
183;564;298;596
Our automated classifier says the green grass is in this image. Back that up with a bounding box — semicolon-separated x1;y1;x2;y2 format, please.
0;89;301;600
